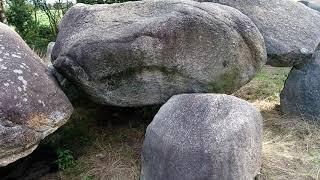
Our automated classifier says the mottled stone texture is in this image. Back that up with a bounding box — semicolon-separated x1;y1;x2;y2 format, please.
198;0;320;67
0;23;73;166
52;0;266;106
281;44;320;119
141;94;263;180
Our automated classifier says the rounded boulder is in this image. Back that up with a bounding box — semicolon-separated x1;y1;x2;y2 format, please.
52;0;266;106
141;93;263;180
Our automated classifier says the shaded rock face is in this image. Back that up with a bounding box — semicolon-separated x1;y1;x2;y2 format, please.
48;64;81;102
0;23;73;166
280;45;320;119
199;0;320;67
141;94;263;180
52;0;266;107
299;0;320;12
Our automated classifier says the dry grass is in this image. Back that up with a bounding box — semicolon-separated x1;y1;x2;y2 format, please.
235;66;320;180
54;66;320;180
70;143;139;180
58;127;144;180
253;101;320;180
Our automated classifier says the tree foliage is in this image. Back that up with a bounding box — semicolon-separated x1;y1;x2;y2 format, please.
4;0;139;53
5;0;33;35
0;0;6;23
5;0;71;52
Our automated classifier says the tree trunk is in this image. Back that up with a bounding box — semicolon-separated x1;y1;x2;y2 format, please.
0;0;6;23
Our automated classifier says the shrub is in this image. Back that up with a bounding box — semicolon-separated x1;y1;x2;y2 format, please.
56;148;76;170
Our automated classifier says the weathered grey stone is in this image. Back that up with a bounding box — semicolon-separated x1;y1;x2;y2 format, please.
280;44;320;119
48;64;81;102
0;23;73;166
198;0;320;67
44;42;55;65
299;0;320;12
52;0;266;107
141;93;263;180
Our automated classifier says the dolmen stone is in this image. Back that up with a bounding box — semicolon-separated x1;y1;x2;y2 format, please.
0;23;73;166
280;44;320;120
199;0;320;67
52;0;267;107
141;94;263;180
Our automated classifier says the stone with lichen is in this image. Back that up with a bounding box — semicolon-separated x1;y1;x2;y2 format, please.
52;0;267;106
196;0;320;67
141;93;263;180
0;22;73;166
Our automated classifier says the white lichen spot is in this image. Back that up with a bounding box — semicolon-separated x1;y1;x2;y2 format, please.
21;63;29;69
0;47;4;50
3;83;9;87
38;100;45;107
50;111;66;121
18;76;27;85
13;96;17;99
18;87;22;92
16;103;22;107
19;65;25;69
0;58;3;62
0;64;7;70
33;73;39;76
13;69;23;74
12;54;21;58
300;48;309;54
23;98;27;102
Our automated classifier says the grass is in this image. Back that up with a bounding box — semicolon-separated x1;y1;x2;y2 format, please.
234;66;320;180
252;101;320;180
41;101;152;180
234;66;290;101
40;65;320;180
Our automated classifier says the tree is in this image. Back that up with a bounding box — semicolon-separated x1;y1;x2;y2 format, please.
0;0;6;23
5;0;33;35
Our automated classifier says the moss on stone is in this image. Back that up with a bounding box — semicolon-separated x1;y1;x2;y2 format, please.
208;68;240;94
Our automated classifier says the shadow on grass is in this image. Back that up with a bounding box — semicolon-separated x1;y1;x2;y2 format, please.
0;97;160;180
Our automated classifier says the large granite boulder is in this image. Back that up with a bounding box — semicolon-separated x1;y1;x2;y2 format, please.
280;44;320;119
141;94;263;180
0;23;73;166
52;0;267;107
199;0;320;67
